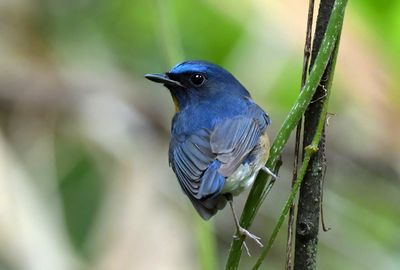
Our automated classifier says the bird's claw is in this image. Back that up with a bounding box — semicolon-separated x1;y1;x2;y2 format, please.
238;227;263;248
232;227;263;256
228;199;263;256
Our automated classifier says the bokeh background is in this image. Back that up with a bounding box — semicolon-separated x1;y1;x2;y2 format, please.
0;0;399;269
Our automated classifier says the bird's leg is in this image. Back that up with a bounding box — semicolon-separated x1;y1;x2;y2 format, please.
226;195;263;256
261;166;278;179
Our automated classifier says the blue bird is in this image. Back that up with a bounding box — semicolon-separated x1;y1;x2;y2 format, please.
145;61;276;251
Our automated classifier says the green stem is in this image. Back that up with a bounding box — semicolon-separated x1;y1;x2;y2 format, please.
252;75;332;270
224;0;347;268
294;0;343;267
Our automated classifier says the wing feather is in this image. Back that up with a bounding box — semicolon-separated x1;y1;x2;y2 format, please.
211;117;261;176
169;113;268;219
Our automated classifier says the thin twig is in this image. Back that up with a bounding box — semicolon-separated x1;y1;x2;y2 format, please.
224;1;348;268
252;84;332;270
294;0;346;267
320;163;331;231
286;1;315;269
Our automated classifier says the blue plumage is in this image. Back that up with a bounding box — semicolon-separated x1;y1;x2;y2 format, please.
145;61;272;221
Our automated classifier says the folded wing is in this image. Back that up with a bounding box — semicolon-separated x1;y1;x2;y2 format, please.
169;116;264;219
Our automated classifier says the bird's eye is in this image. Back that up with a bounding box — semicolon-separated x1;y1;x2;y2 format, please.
190;74;205;86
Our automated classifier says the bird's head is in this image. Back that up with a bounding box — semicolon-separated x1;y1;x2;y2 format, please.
145;61;250;111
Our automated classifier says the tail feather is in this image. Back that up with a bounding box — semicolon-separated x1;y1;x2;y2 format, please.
189;195;227;220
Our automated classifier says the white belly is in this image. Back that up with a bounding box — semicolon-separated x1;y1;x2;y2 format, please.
221;163;259;196
221;133;269;196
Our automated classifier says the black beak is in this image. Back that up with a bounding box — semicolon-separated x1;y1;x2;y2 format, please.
145;73;184;88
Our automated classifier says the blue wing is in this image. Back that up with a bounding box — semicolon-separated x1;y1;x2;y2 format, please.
169;111;269;220
210;116;262;177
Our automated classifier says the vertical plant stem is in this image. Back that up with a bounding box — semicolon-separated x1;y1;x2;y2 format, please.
286;1;315;269
294;0;345;269
252;85;331;269
224;1;348;268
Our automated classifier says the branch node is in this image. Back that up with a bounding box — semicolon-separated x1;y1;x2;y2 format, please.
305;145;319;154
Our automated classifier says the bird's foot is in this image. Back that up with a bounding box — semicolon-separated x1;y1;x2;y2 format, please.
227;198;263;256
238;227;263;247
233;226;263;256
261;166;278;179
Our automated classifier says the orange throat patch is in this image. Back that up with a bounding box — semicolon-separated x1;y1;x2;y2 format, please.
171;95;180;112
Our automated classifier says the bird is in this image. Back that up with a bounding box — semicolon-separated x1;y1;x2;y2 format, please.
145;61;276;253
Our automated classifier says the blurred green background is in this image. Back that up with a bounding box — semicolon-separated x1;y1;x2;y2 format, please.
0;0;399;269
